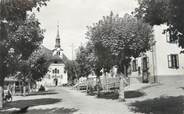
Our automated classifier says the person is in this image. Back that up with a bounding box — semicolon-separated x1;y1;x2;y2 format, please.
4;89;12;102
119;73;128;102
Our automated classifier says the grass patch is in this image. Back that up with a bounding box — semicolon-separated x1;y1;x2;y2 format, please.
3;98;61;110
27;91;58;96
97;91;119;99
129;96;184;114
125;91;145;98
97;91;145;100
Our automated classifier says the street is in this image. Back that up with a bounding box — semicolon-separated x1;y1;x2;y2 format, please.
2;87;135;114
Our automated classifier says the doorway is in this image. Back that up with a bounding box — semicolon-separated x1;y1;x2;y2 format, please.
54;78;58;86
142;57;149;83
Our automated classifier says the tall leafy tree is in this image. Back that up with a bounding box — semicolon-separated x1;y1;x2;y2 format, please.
64;60;78;84
75;46;91;78
86;12;153;99
134;0;184;50
0;0;48;108
17;46;49;95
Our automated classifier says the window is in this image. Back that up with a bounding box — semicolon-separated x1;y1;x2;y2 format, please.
132;59;138;72
54;69;57;74
53;68;59;74
166;31;177;43
57;51;60;56
168;54;179;69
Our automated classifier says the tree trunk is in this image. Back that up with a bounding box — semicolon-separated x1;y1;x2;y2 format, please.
119;76;125;101
96;76;101;97
0;85;3;109
86;77;89;94
0;77;4;109
28;82;31;94
23;86;26;96
119;65;127;101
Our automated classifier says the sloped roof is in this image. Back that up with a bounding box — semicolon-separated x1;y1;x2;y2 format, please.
40;45;69;64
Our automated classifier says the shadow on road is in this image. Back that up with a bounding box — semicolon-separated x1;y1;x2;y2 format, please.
129;95;184;114
27;91;58;96
1;107;79;114
3;98;61;110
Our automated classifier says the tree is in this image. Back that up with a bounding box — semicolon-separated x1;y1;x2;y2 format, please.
75;45;91;78
0;0;48;108
64;60;78;85
86;12;153;100
134;0;184;50
17;47;49;95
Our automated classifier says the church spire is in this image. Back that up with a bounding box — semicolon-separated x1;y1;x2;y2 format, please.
55;24;61;48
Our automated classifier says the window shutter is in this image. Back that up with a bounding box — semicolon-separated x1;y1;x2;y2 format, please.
136;59;138;71
168;55;172;68
166;32;170;42
176;55;179;68
141;58;143;70
146;57;149;68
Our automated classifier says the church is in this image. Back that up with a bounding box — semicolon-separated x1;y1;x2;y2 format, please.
38;25;68;86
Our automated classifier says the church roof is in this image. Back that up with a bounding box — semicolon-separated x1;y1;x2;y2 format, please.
40;45;68;64
49;55;64;63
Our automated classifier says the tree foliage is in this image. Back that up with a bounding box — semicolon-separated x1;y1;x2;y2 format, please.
64;60;78;84
18;47;49;83
86;12;153;74
0;0;49;22
0;14;45;85
0;0;48;85
75;45;92;78
134;0;184;49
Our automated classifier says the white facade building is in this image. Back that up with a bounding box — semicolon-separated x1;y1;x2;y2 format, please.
38;25;68;87
130;24;184;84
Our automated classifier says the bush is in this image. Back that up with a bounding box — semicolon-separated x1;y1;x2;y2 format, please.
97;91;119;99
87;86;95;95
38;85;45;92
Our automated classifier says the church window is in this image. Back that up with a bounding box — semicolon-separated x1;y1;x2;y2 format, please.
57;51;60;56
54;68;57;74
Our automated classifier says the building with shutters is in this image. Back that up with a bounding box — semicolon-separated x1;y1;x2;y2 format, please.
37;25;68;87
130;24;184;84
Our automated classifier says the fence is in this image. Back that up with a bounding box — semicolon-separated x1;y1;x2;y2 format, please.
74;76;134;92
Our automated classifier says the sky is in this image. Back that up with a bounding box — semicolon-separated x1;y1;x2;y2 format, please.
36;0;138;60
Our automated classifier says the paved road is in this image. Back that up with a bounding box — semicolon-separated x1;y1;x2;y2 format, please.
13;87;135;114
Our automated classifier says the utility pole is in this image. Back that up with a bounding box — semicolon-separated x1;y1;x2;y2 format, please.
72;43;74;61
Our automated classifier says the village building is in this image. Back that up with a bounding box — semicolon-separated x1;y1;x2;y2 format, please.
37;25;68;87
130;24;184;84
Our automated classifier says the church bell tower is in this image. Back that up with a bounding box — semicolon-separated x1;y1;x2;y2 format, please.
55;24;61;48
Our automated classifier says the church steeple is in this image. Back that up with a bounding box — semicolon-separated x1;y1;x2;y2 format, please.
55;24;61;48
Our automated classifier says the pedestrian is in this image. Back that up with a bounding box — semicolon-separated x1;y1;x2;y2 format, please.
119;73;128;102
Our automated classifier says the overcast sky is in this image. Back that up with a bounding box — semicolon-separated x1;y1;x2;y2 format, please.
36;0;138;60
